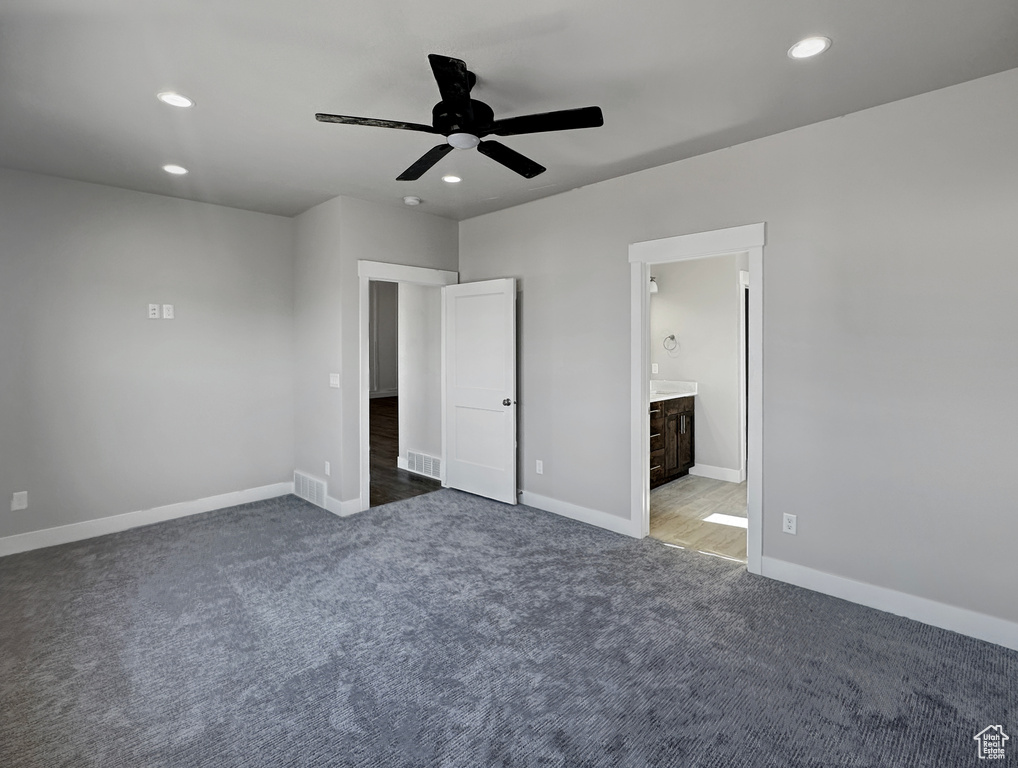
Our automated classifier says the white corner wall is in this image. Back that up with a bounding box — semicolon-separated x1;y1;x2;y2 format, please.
459;68;1018;628
293;196;457;506
0;168;296;540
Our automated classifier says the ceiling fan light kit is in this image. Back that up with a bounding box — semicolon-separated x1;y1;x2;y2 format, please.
447;132;480;150
316;54;604;181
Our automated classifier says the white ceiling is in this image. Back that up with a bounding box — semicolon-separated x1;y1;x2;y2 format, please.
1;0;1016;221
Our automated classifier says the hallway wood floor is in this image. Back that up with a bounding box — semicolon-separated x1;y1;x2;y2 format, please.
370;396;441;507
650;475;747;561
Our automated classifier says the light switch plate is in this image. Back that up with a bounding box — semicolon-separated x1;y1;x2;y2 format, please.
652;363;659;374
329;373;341;388
162;304;174;319
11;491;27;511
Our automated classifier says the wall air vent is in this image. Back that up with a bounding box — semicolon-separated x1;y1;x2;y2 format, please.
294;471;327;508
407;451;442;480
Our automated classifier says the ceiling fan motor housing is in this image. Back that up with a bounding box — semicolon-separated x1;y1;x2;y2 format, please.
432;99;494;137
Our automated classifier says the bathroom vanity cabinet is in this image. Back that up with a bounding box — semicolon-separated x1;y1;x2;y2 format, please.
650;396;694;488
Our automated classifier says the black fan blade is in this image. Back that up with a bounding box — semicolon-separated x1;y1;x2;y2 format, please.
315;113;438;134
490;106;603;136
428;54;473;105
397;143;454;181
477;140;546;179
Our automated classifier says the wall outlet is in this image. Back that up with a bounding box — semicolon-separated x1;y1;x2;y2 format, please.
652;363;659;374
161;304;174;319
535;459;544;475
782;513;797;535
148;304;160;319
329;373;341;388
325;461;331;477
11;491;27;511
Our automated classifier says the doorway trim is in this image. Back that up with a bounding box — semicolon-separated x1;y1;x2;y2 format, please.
357;260;458;513
628;223;765;575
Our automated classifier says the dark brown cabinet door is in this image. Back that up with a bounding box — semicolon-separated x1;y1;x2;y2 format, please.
664;412;679;475
678;411;694;471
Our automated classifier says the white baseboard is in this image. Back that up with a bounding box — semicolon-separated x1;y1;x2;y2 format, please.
520;491;641;538
325;495;364;518
0;482;294;558
689;464;744;483
760;556;1018;652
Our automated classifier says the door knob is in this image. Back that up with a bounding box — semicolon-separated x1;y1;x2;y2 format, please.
502;398;512;406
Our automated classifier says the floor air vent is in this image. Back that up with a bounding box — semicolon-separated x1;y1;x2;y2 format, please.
294;471;327;508
407;451;442;480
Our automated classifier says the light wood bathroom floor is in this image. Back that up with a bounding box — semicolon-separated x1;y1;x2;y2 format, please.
650;475;748;561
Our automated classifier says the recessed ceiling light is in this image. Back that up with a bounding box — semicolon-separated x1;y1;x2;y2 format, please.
162;164;188;175
403;196;421;206
441;175;461;183
157;91;194;108
788;36;832;59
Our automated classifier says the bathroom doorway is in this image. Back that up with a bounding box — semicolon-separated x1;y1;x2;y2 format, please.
646;255;748;560
628;223;764;573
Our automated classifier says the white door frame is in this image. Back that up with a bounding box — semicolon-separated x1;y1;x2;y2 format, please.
357;260;458;513
628;223;765;575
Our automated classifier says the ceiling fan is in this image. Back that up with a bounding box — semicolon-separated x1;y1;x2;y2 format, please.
315;54;604;181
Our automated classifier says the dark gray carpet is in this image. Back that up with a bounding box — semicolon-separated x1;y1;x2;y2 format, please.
1;490;1014;767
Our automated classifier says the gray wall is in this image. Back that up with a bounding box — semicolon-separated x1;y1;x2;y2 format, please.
459;69;1018;623
651;255;742;473
293;196;458;503
369;280;398;396
0;168;295;537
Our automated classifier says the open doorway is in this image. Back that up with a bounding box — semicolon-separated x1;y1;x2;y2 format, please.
647;255;748;560
629;224;764;574
358;261;459;512
367;281;440;507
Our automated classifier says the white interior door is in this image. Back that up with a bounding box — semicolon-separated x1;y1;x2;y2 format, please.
442;278;517;504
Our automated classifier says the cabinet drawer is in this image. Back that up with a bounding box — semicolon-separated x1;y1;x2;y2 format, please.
650;448;666;485
649;429;664;452
662;396;694;415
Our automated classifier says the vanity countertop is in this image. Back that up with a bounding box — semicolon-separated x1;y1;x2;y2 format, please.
650;380;697;402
